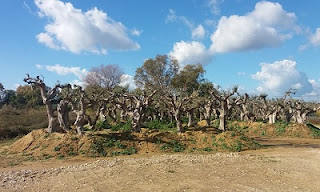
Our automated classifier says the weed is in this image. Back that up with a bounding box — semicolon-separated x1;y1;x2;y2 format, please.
96;120;112;130
57;154;65;159
7;161;19;167
168;170;175;173
43;133;50;138
54;146;61;152
111;121;131;131
71;136;78;141
230;140;242;152
31;144;40;151
121;147;137;155
41;145;48;151
67;151;78;156
202;136;208;142
221;143;230;150
115;141;126;149
275;122;288;135
212;142;218;147
160;140;185;152
110;151;120;156
307;124;320;138
203;147;213;152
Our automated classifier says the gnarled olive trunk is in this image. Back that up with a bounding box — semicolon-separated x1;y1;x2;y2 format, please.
174;109;184;132
57;100;70;132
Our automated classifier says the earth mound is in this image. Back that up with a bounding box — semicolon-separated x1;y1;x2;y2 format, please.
8;127;259;159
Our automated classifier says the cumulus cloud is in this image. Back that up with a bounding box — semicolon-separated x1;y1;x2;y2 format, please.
119;74;136;90
192;25;205;39
210;1;297;53
208;0;224;15
35;0;140;54
302;79;320;101
169;41;212;67
45;64;88;79
252;60;312;96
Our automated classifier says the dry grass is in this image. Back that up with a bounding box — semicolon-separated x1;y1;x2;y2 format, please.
0;106;47;139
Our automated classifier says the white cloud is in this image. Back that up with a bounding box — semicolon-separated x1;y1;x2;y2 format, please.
23;1;32;14
45;64;88;79
192;25;205;39
237;72;247;76
35;64;43;69
70;79;86;87
169;41;212;67
210;1;297;53
208;0;224;15
302;80;320;101
119;74;136;90
131;29;143;36
310;28;320;46
166;9;192;28
252;60;312;96
35;0;140;54
166;9;206;39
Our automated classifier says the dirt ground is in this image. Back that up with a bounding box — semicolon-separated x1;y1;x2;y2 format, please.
1;137;320;192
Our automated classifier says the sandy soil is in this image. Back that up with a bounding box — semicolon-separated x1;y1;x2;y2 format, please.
1;137;320;192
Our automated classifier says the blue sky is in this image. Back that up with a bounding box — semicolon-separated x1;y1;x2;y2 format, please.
0;0;320;100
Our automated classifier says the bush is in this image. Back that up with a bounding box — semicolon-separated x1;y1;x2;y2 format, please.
0;106;47;139
96;120;112;130
111;121;131;131
145;119;176;130
160;140;186;152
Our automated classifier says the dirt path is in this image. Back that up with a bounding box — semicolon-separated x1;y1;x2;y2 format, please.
1;138;320;192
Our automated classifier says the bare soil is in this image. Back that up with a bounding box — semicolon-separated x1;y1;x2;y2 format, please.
1;123;320;191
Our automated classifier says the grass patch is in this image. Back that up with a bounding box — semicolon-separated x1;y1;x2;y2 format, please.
307;124;320;138
160;140;186;152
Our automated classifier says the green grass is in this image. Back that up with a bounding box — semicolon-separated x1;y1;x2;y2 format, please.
160;140;186;152
274;122;288;135
307;124;320;138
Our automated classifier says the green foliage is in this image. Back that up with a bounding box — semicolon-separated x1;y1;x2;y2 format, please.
120;147;137;155
90;137;135;157
96;120;112;130
115;140;127;149
31;144;40;151
203;147;213;152
6;85;43;108
307;124;320;138
160;140;186;152
54;146;61;152
0;106;47;139
57;154;65;160
145;119;175;130
111;121;131;131
275;122;288;135
230;140;243;152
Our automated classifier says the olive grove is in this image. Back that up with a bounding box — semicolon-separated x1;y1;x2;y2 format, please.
19;55;320;134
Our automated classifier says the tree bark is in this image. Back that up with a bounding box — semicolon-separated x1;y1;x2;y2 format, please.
57;100;70;132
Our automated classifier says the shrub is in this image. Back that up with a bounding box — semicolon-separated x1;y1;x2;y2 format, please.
111;121;131;131
160;140;185;152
